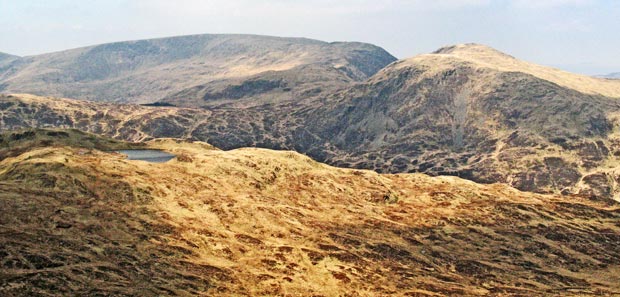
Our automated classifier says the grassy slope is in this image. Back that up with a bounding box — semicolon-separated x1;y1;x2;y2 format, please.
0;130;619;296
0;128;141;160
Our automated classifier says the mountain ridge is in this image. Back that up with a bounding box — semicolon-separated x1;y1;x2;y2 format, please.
597;72;620;79
0;33;396;104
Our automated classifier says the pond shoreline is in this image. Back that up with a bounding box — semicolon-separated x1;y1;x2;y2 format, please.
116;149;176;163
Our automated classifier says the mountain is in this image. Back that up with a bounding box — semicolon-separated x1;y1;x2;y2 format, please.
597;72;620;79
4;44;620;201
0;34;396;104
1;129;619;295
304;44;620;198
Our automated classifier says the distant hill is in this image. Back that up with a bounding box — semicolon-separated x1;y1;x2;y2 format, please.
0;34;396;104
0;52;18;62
597;72;620;79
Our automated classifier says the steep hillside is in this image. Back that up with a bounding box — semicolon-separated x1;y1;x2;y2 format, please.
1;129;619;296
0;34;395;104
160;63;360;108
303;44;620;199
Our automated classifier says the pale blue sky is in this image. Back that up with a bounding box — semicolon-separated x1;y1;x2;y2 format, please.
0;0;618;75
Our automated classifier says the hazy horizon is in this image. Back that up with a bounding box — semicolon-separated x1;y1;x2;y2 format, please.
1;0;619;75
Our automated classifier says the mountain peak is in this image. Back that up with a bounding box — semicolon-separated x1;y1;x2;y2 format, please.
429;43;522;65
433;43;508;55
393;43;620;98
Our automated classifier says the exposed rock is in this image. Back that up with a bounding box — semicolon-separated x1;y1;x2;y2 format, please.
579;173;614;199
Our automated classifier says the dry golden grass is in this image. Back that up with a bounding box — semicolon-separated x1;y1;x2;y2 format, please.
1;134;619;296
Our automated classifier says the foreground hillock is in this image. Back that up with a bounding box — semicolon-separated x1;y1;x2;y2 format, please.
0;130;619;296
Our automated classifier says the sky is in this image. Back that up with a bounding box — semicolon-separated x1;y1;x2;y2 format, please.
0;0;619;75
